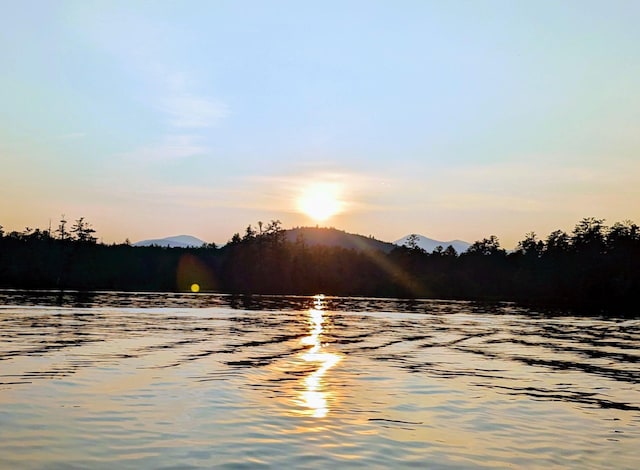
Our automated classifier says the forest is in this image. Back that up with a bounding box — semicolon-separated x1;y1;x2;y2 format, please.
0;217;638;315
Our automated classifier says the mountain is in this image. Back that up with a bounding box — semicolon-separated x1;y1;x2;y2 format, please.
131;229;469;253
133;235;207;248
284;227;396;253
394;234;471;254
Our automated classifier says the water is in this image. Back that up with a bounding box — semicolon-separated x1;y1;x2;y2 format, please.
1;291;638;469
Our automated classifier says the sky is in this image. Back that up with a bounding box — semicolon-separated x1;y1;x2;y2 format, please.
2;0;639;247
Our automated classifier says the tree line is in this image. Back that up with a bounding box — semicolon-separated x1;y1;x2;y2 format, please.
0;217;638;314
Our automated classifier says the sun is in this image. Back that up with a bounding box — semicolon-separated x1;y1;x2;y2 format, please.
298;183;343;222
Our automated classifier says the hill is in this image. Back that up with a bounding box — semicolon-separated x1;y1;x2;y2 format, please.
284;227;396;253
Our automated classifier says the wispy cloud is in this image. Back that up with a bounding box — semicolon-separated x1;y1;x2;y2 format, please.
161;95;228;129
404;157;640;218
80;10;228;161
242;170;397;214
137;68;227;162
117;134;207;162
155;67;228;130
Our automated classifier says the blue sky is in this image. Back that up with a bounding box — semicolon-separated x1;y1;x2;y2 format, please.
2;1;639;246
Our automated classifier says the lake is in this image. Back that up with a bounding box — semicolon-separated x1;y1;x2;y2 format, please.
0;291;638;469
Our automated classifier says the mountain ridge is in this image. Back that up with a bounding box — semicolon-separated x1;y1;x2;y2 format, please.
394;234;471;254
133;235;207;248
133;228;471;253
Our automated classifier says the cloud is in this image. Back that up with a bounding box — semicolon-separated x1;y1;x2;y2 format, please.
154;66;228;130
401;157;640;222
76;7;229;163
117;134;207;162
161;95;228;129
241;170;397;214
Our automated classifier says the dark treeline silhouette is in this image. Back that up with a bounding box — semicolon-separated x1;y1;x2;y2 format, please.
0;217;638;314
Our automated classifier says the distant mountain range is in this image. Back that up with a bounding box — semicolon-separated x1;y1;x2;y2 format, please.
133;229;471;253
133;235;207;248
394;234;471;254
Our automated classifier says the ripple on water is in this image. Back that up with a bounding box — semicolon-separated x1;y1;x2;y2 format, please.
0;291;639;469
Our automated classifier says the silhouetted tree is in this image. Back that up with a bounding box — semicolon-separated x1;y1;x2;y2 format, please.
243;224;256;241
71;217;97;243
466;235;504;256
572;217;606;254
56;215;68;240
545;230;571;255
264;219;285;245
405;234;420;250
1;216;637;314
516;232;544;258
443;245;458;257
607;220;639;248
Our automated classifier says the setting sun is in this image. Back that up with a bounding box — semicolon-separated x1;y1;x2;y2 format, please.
298;183;343;222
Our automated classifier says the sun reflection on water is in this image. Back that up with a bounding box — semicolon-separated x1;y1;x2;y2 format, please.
298;295;342;418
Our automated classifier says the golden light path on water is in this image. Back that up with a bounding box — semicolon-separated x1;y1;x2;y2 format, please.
297;295;342;418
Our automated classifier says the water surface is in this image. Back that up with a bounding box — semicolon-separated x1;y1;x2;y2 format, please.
1;291;638;468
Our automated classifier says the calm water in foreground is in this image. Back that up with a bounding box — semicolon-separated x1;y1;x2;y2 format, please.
0;291;638;469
